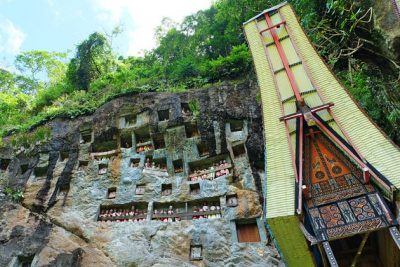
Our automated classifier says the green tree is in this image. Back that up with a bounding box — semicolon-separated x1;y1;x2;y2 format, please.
67;32;115;90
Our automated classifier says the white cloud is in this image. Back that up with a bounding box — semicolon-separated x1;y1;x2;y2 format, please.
92;0;212;56
0;18;25;55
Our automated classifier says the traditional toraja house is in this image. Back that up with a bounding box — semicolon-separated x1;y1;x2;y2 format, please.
244;2;400;267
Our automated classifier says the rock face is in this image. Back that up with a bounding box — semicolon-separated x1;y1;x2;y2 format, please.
0;81;283;267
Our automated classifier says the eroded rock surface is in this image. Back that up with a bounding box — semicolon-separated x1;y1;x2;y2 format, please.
0;81;283;267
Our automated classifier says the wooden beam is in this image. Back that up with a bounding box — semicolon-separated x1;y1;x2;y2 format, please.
350;233;370;267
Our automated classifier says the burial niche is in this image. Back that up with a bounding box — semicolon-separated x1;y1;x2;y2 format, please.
190;183;200;195
122;114;137;128
135;184;146;195
173;159;184;174
232;144;246;158
197;141;209;157
181;102;192;117
0;159;10;171
98;163;108;175
236;220;261;243
59;151;69;162
135;126;153;153
229;120;244;132
107;188;116;199
130;158;140;168
78;161;88;171
188;154;232;181
152;133;166;150
98;202;148;223
34;166;48;177
158;109;170;121
121;131;133;148
161;183;172;196
226;194;238;207
80;129;92;144
185;122;200;138
190;245;203;261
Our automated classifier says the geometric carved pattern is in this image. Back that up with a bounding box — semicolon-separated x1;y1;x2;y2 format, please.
319;204;345;228
322;241;339;267
304;131;394;241
326;218;386;239
389;227;400;250
308;194;390;241
349;196;375;221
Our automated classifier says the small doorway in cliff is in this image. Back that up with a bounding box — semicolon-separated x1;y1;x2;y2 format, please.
158;109;170;121
190;244;203;260
80;129;92;144
161;183;172;196
120;131;133;148
152;133;166;150
17;255;34;267
59;151;69;162
185;122;200;138
229;120;244;132
34;166;48;178
0;158;10;171
197;141;209;157
232;144;246;158
173;159;184;174
107;187;116;199
236;220;261;243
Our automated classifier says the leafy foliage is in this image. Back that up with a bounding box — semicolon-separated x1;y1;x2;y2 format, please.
4;186;24;202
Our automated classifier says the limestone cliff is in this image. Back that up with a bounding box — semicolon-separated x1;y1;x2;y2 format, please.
0;81;283;267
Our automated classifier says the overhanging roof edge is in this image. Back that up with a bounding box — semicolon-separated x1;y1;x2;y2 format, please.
243;1;288;25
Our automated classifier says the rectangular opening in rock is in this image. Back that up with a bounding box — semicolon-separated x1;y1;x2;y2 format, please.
185;122;200;138
78;161;88;171
92;140;118;153
232;144;246;158
34;166;48;177
59;151;69;162
152;201;186;222
152;133;166;150
152;198;221;221
98;163;108;175
57;185;69;197
173;159;183;174
190;183;200;195
226;194;238;207
18;255;34;267
20;164;29;174
80;129;92;144
130;158;140;168
188;154;232;181
98;202;148;222
135;126;153;153
161;183;172;196
153;157;167;171
124;114;137;127
158;109;170;121
107;187;116;199
190;245;203;260
181;102;192;116
197;141;209;157
229;120;244;132
135;184;146;195
236;220;261;243
121;131;133;148
0;159;10;171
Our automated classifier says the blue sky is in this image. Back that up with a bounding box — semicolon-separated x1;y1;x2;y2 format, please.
0;0;212;69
